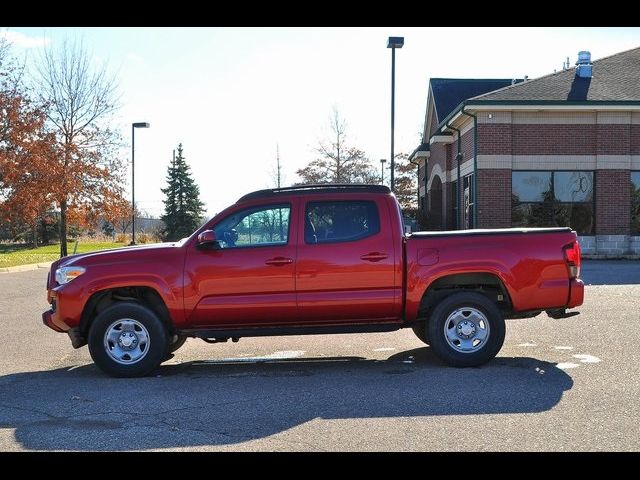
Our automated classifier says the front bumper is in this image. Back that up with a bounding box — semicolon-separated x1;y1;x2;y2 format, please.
42;309;65;332
42;309;87;348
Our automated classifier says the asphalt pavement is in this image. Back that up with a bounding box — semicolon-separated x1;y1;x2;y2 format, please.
0;260;638;451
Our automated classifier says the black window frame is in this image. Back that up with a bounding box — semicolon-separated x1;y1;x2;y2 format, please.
511;170;595;235
304;200;381;245
451;179;458;229
212;203;292;250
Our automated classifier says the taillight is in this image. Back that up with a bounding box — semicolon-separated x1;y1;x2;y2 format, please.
563;241;581;279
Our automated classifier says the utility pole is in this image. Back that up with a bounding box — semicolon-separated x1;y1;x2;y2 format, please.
277;144;283;240
276;144;281;188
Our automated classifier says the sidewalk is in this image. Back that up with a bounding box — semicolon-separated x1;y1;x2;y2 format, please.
0;262;53;274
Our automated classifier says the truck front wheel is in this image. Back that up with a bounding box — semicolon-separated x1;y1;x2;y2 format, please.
428;292;505;367
88;302;168;377
411;321;430;345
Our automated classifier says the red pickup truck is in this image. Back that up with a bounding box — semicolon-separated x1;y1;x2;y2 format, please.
43;185;584;377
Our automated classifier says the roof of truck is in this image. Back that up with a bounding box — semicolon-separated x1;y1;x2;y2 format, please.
237;184;392;202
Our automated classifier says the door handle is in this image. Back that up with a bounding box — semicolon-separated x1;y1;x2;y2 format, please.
265;257;294;266
360;252;388;262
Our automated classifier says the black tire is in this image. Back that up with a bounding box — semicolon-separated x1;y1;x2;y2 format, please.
88;302;168;378
168;334;187;353
427;292;505;367
411;321;430;345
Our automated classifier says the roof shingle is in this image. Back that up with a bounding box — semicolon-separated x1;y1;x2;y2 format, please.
431;78;519;120
470;46;640;102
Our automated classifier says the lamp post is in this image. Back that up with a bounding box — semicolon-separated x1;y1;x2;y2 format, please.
130;122;150;245
387;36;404;193
380;158;386;185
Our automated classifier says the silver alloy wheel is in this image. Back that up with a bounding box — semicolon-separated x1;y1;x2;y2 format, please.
443;307;490;353
103;318;151;365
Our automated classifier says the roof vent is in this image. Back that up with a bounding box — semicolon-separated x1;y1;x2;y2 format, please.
576;51;592;79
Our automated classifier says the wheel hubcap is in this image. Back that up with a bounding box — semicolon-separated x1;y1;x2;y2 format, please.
104;319;150;364
444;307;490;353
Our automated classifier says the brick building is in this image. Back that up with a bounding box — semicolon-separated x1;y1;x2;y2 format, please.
410;47;640;255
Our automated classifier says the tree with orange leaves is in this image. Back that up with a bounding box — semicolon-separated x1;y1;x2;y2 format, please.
0;38;57;245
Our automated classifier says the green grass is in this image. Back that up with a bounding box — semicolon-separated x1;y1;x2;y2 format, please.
0;242;125;268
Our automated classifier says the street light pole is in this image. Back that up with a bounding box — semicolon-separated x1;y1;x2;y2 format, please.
130;122;150;245
380;158;386;185
387;36;404;193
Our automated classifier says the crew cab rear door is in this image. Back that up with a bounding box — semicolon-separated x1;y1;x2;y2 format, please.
296;195;399;322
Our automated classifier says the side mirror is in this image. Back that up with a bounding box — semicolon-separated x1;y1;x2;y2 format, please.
197;230;219;249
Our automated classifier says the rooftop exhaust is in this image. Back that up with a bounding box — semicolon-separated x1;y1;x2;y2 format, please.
576;51;592;79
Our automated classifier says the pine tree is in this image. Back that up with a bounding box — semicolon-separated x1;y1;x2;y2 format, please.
161;144;206;241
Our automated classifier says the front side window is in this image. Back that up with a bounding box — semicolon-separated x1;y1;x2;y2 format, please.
512;171;594;235
305;200;380;244
632;172;640;234
213;204;290;248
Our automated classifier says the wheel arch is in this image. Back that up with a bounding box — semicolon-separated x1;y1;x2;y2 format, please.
80;286;173;336
416;272;513;322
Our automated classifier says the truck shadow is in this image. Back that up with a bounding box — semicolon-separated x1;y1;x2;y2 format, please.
0;348;573;450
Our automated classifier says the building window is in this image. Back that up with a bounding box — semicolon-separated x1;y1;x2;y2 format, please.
512;171;594;235
632;172;640;234
463;173;475;229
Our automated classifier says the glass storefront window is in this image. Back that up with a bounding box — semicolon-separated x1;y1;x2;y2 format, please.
512;171;594;235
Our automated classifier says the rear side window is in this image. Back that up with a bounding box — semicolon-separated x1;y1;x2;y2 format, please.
305;200;380;244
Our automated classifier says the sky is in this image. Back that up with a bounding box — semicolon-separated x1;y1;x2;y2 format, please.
1;27;639;217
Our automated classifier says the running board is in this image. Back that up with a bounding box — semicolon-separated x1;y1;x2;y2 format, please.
177;323;402;339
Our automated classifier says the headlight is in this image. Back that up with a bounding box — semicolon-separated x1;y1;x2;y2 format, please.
55;266;86;285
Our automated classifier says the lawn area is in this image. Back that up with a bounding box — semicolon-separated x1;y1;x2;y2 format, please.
0;242;125;268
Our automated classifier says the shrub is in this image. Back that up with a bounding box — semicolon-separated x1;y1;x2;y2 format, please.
137;233;149;244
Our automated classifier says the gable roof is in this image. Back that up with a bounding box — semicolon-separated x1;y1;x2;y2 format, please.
470;46;640;102
430;78;520;120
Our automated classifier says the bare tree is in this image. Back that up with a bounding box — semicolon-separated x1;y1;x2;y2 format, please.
35;38;124;256
0;37;9;67
296;108;377;184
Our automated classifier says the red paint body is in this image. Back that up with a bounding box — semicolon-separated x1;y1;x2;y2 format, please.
43;190;583;342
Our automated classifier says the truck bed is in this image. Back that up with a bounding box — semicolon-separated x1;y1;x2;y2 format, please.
404;227;579;319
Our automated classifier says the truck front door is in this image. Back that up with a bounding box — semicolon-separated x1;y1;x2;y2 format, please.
184;200;298;327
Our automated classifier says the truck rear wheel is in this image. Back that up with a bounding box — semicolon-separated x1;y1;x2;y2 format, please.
428;292;505;367
88;302;168;377
168;334;187;353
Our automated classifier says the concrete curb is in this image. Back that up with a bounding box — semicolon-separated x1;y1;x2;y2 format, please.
583;255;640;260
0;262;53;274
